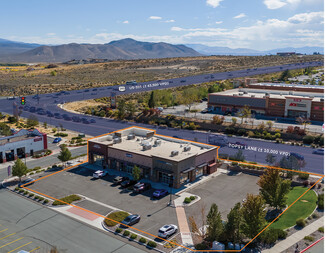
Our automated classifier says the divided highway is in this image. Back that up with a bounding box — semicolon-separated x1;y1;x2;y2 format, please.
0;61;323;174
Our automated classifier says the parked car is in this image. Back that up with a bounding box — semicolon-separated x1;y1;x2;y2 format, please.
55;115;62;119
121;214;140;227
29;107;36;113
84;89;89;92
180;80;186;83
312;148;324;155
152;189;169;199
72;116;81;122
113;176;128;184
93;170;108;178
201;109;209;114
133;182;151;193
23;106;30;111
290;152;304;160
158;224;178;238
53;137;62;143
18;178;35;187
90;119;96;123
121;179;137;188
64;116;72;121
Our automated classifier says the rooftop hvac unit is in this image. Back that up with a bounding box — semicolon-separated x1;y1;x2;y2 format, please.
154;139;162;146
113;137;121;144
127;134;135;140
143;143;152;150
171;150;179;157
243;91;248;94
321;98;324;102
251;95;255;98
184;146;191;152
265;92;270;96
289;91;293;95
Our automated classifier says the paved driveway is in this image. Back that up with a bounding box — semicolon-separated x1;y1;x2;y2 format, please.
186;173;260;219
27;165;178;239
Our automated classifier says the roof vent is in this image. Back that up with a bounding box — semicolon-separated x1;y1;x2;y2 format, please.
127;134;135;140
113;137;121;144
171;150;179;157
154;139;161;146
243;91;248;94
184;146;191;152
143;143;152;150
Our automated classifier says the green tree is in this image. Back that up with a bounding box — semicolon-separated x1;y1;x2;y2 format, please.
182;88;198;111
233;150;245;161
265;153;276;165
43;122;48;129
279;69;292;81
238;105;251;125
132;165;141;181
0;122;11;136
278;155;305;171
12;158;28;182
258;168;291;210
148;91;156;108
57;146;72;167
225;202;242;243
266;121;273;129
126;102;136;117
206;203;223;242
241;194;266;239
117;100;126;119
26;115;39;128
231;117;237;126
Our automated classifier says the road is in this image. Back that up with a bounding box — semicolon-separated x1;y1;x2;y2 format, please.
0;61;323;175
0;189;148;253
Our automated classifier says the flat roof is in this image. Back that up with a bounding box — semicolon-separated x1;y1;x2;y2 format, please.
251;82;324;90
91;127;216;162
211;88;323;102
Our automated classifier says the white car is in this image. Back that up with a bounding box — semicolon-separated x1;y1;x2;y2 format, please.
158;224;178;238
92;170;108;178
119;86;126;92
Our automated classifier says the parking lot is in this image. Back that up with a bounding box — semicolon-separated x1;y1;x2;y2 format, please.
186;172;260;219
27;165;178;241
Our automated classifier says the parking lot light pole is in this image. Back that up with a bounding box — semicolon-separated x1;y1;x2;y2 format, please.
168;173;173;206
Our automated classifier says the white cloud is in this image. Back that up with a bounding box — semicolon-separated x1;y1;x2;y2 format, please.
122;20;129;24
233;13;246;19
264;0;287;9
164;19;175;23
215;21;223;24
149;16;162;20
206;0;223;8
263;0;322;9
46;33;56;36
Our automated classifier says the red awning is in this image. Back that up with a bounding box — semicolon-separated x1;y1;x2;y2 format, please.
208;162;216;167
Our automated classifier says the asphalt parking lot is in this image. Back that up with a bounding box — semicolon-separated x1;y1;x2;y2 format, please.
27;165;178;240
186;172;260;219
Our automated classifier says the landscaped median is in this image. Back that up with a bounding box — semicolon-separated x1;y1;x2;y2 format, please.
52;194;82;206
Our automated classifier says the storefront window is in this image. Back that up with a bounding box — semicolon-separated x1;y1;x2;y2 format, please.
180;172;189;184
196;167;203;178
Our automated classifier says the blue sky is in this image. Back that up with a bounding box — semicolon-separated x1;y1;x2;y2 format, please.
0;0;323;50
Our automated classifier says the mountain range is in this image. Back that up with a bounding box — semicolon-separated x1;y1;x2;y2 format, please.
186;44;324;56
0;38;323;63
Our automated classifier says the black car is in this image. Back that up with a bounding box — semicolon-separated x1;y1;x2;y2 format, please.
180;80;186;83
133;182;151;193
121;179;137;188
72;116;81;122
113;176;128;184
121;214;140;227
29;107;36;113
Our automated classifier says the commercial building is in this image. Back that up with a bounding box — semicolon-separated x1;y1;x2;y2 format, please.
208;84;324;121
0;129;48;163
88;127;219;188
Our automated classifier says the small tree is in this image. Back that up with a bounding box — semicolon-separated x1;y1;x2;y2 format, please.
12;158;28;182
43;122;48;129
231;117;237;126
258;168;291;210
265;153;276;165
206;203;223;242
132;165;141;181
57;146;72;167
148;91;156;108
241;194;266;239
233;150;245;161
117;100;126;119
266;121;273;130
238;105;251;125
225;202;242;243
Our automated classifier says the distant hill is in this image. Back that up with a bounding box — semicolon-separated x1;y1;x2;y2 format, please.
186;44;324;56
0;38;202;63
0;38;41;56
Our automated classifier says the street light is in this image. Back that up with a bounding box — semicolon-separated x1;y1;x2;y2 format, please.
168;173;173;206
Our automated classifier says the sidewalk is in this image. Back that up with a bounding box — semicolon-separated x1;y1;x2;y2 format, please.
175;206;194;247
262;217;324;253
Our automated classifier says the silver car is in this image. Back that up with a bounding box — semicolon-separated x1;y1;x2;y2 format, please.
158;224;178;238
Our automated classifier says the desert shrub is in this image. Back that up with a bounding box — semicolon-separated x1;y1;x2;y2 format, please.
38;197;44;201
115;227;122;233
318;194;324;210
304;236;314;241
52;194;81;206
28;193;34;197
237;129;246;136
43;199;49;204
190;196;196;201
299;173;309;180
296;218;306;227
130;234;137;240
312;213;319;219
104;211;129;227
318;227;324;233
14;187;19;191
195;242;209;250
123;230;130;236
139;237;146;244
303;135;314;145
34;195;39;200
184;197;191;204
147;241;157;248
303;180;310;187
19;189;24;193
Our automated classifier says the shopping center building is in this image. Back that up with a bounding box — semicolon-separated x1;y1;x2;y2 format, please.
88;127;219;188
208;84;324;121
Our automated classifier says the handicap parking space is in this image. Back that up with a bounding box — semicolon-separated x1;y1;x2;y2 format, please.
27;165;178;241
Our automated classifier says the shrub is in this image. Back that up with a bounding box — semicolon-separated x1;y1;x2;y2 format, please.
52;194;81;206
299;173;309;180
303;135;314;145
296;218;306;227
115;227;122;233
276;229;288;239
318;227;324;233
260;230;278;244
304;236;314;241
318;194;324;210
312;213;319;219
123;230;130;236
104;211;129;227
34;195;39;200
43;199;49;204
237;129;246;136
139;237;146;244
190;196;196;201
147;241;157;248
303;180;310;187
23;191;28;195
14;187;19;191
130;234;137;240
38;197;44;201
195;242;209;250
184;197;191;204
231;162;238;166
19;189;24;193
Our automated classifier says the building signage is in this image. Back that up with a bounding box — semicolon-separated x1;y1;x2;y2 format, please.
126;153;133;158
293;98;302;102
34;136;42;142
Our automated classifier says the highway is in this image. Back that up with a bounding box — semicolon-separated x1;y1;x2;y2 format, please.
0;61;323;175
